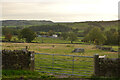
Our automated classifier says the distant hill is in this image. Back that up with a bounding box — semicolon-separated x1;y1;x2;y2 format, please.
1;20;54;26
1;20;119;31
58;20;119;31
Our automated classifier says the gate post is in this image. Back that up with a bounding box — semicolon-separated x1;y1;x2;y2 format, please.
94;54;99;76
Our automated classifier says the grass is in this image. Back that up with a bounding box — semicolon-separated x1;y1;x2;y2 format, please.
35;54;94;77
2;70;55;79
33;37;71;43
3;35;84;44
0;36;4;41
102;45;118;51
2;42;118;78
104;25;118;31
2;43;118;58
33;37;86;44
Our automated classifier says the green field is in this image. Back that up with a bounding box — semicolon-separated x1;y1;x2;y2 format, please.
2;42;118;78
2;35;84;44
2;43;118;58
1;13;119;79
35;53;94;77
2;70;55;79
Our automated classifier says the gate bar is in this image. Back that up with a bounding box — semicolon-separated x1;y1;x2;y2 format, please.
35;53;93;58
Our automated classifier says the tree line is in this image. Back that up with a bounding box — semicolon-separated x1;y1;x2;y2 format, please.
2;24;119;45
29;24;72;32
82;27;119;45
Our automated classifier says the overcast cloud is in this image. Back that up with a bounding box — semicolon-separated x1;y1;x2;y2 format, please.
1;0;119;22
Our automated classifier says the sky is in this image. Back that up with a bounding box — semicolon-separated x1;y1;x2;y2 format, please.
1;0;120;22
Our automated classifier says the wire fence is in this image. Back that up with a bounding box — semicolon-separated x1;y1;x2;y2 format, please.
35;53;94;76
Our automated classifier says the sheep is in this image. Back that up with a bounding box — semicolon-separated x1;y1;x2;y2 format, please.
99;55;106;58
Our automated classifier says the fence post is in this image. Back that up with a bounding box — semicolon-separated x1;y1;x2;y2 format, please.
94;54;99;76
30;51;34;71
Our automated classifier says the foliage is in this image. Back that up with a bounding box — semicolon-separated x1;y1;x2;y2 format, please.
2;20;118;32
29;24;72;32
5;33;12;41
60;32;69;40
105;28;118;45
2;20;119;45
83;27;106;45
77;32;84;37
1;20;53;26
68;32;78;44
19;28;37;43
2;27;20;36
60;32;78;43
33;37;70;43
72;28;79;33
47;30;54;36
83;26;93;36
2;27;11;35
39;32;47;35
88;22;105;31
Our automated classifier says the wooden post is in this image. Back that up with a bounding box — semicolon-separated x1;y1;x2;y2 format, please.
94;54;99;76
26;46;28;50
30;51;34;71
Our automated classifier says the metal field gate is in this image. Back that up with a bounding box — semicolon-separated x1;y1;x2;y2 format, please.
35;53;94;76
